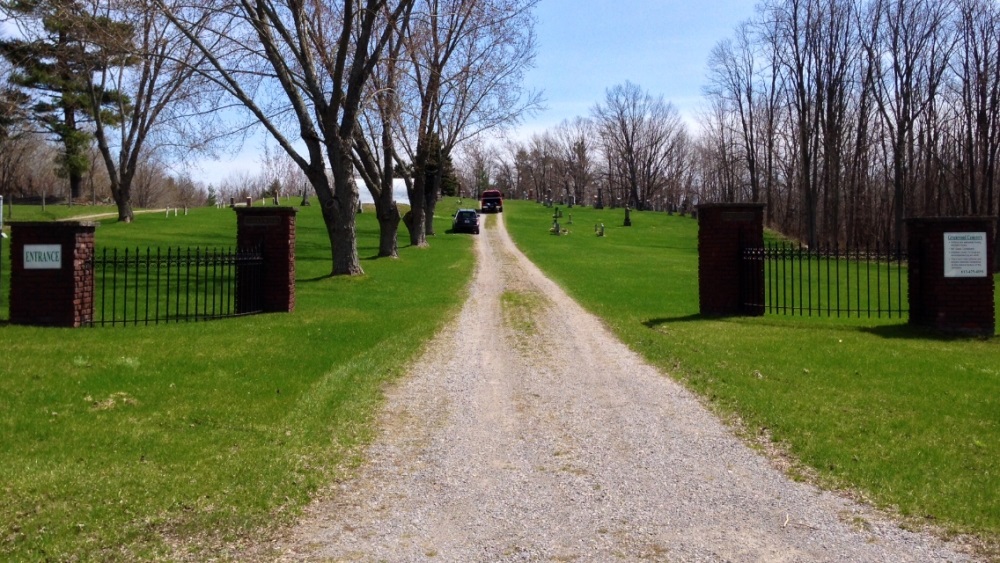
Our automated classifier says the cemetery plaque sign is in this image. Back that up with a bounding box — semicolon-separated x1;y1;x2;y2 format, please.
943;232;987;278
23;244;62;270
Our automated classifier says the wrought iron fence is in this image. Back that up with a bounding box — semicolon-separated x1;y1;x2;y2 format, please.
742;242;908;318
90;246;264;326
0;232;6;320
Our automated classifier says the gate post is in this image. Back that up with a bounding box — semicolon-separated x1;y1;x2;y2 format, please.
235;207;297;313
697;203;765;316
8;221;96;327
907;217;995;335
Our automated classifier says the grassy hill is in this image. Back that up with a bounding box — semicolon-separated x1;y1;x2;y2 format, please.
503;199;999;558
2;199;997;559
0;203;474;560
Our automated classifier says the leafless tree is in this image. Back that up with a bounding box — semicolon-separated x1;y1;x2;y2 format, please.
765;0;825;246
694;98;745;204
353;4;410;258
455;137;492;198
952;0;1000;268
490;138;521;199
156;0;413;276
592;81;687;210
707;21;765;205
699;0;1000;259
396;0;540;245
80;0;217;223
553;117;595;206
869;0;956;244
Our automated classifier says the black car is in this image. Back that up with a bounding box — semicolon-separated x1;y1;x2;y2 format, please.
452;209;480;234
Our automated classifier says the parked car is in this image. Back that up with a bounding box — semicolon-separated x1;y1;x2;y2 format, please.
452;208;480;234
480;189;503;213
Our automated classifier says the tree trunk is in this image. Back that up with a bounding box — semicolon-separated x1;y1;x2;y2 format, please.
319;148;363;275
375;176;400;258
69;172;82;201
423;174;438;236
408;141;430;247
115;191;133;223
323;201;363;276
378;207;400;258
407;180;428;247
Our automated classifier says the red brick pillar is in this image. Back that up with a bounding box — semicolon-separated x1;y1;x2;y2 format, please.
698;203;765;316
235;207;297;313
9;221;96;327
907;217;995;335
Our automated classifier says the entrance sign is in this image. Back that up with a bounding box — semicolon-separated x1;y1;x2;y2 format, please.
24;244;62;270
943;232;987;278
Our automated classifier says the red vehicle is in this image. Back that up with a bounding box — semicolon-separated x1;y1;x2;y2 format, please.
480;189;503;213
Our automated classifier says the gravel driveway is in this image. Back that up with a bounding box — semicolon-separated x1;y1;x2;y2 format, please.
274;214;972;562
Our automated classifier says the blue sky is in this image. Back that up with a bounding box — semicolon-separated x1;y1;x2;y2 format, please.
205;0;759;184
514;0;759;136
4;2;762;184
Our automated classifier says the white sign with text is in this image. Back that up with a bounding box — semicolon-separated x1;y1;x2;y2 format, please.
943;232;987;278
23;244;62;270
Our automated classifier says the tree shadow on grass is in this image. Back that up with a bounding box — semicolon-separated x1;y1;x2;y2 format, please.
861;323;997;342
297;273;336;283
643;312;997;342
642;314;706;328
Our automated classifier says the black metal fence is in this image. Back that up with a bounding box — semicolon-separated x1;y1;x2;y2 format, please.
0;233;6;320
90;246;264;326
742;242;908;318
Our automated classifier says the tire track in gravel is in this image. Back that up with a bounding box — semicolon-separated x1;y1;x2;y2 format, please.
271;213;974;562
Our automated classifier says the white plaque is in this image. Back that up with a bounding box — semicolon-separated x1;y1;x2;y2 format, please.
944;232;987;278
23;244;62;270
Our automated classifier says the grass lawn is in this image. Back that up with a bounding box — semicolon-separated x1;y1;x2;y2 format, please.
3;197;997;559
0;203;474;560
504;200;1000;557
2;202;120;222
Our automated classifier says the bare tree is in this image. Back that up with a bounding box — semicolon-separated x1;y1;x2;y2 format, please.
694;97;745;204
553;117;594;206
766;0;824;246
397;0;539;245
869;0;955;244
156;0;413;276
953;0;1000;270
80;0;216;222
455;137;491;200
490;138;520;199
525;131;557;202
592;81;686;210
707;21;764;205
353;4;410;258
698;0;999;251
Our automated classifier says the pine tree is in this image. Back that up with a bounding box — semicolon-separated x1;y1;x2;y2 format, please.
0;0;133;199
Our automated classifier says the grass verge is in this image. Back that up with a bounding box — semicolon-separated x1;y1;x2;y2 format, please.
0;204;474;560
504;200;1000;558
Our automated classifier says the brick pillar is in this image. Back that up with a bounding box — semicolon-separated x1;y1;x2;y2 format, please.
9;221;96;327
907;217;995;335
697;203;765;316
235;207;297;313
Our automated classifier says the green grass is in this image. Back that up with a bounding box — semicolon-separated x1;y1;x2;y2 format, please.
2;202;120;222
504;200;1000;554
0;204;474;560
3;198;998;557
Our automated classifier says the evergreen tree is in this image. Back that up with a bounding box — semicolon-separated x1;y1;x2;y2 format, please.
423;132;459;198
0;0;132;199
0;86;30;141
